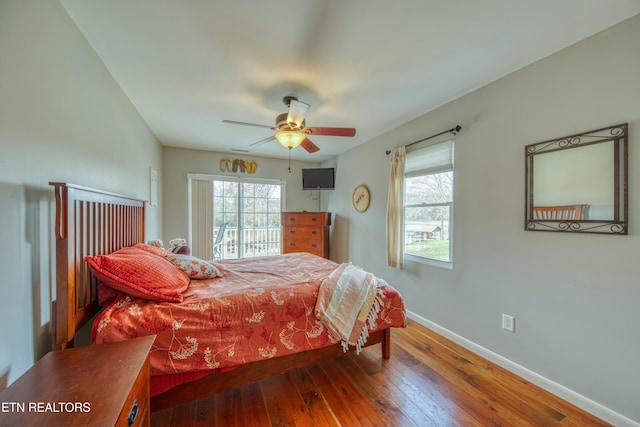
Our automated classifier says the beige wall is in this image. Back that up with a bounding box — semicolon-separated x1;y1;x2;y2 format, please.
0;0;162;386
323;14;640;425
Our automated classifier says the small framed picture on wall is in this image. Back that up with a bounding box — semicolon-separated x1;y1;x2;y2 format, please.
149;167;158;206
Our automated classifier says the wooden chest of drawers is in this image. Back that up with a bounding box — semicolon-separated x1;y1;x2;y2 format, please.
0;335;154;427
282;212;331;259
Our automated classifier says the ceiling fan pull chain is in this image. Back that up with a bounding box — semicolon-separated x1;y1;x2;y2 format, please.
288;148;292;173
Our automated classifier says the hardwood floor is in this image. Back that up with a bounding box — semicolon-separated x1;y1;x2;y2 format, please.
151;319;611;426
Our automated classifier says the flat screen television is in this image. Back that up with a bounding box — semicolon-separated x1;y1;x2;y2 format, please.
302;168;335;190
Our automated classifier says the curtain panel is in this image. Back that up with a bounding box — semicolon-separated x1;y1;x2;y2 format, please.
189;178;214;260
386;146;406;269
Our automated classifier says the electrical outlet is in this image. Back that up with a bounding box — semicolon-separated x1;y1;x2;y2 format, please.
502;314;515;333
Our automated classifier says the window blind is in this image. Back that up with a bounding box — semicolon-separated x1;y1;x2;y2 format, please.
405;140;454;177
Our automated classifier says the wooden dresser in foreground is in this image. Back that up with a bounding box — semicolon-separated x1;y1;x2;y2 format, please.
282;211;331;259
0;335;155;427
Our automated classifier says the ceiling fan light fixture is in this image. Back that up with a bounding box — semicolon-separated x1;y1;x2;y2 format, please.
275;130;305;149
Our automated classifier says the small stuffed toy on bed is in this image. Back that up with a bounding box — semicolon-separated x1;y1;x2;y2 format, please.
168;238;191;255
146;238;190;255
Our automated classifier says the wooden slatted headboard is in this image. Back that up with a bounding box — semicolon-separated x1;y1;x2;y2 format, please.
50;182;145;350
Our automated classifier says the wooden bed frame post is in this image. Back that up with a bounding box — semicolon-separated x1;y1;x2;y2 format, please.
382;327;391;359
52;183;73;350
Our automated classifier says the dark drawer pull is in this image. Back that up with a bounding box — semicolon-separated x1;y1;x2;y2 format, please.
128;400;139;426
311;230;317;235
289;230;295;234
289;242;295;246
311;217;317;222
288;217;295;222
311;244;317;248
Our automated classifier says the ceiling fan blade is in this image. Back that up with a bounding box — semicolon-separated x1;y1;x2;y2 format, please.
286;99;310;128
223;119;274;130
305;127;356;137
250;135;276;147
301;138;320;153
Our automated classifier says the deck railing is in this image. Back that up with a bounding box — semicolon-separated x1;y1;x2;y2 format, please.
214;227;281;259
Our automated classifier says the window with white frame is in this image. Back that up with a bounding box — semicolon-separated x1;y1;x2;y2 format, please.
404;140;454;266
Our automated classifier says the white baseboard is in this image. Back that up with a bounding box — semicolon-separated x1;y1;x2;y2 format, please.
406;310;639;427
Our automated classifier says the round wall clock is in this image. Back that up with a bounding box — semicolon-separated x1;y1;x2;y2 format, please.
352;184;371;212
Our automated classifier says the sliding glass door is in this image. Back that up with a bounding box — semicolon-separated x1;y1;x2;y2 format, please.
189;174;284;260
213;180;283;259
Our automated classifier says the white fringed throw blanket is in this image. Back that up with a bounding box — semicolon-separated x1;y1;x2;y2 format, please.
315;263;384;354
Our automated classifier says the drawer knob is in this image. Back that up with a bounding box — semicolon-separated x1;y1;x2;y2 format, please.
128;400;139;426
289;230;295;234
311;244;317;248
311;230;317;235
311;217;317;222
289;242;295;246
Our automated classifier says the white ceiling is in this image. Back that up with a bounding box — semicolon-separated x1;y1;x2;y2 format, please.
60;1;640;162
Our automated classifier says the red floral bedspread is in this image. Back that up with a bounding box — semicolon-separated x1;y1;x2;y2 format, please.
93;253;406;376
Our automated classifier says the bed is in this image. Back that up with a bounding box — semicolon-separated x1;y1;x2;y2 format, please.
50;182;406;411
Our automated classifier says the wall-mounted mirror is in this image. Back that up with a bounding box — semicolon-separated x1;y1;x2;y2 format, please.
525;123;627;234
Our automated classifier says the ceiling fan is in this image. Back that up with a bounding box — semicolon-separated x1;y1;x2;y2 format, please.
222;96;356;153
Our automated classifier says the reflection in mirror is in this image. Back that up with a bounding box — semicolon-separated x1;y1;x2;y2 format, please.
533;141;614;220
525;123;627;234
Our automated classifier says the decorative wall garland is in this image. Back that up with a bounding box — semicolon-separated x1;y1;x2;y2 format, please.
219;158;258;174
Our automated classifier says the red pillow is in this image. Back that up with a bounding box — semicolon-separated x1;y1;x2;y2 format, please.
97;282;120;306
131;242;172;257
86;247;189;302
